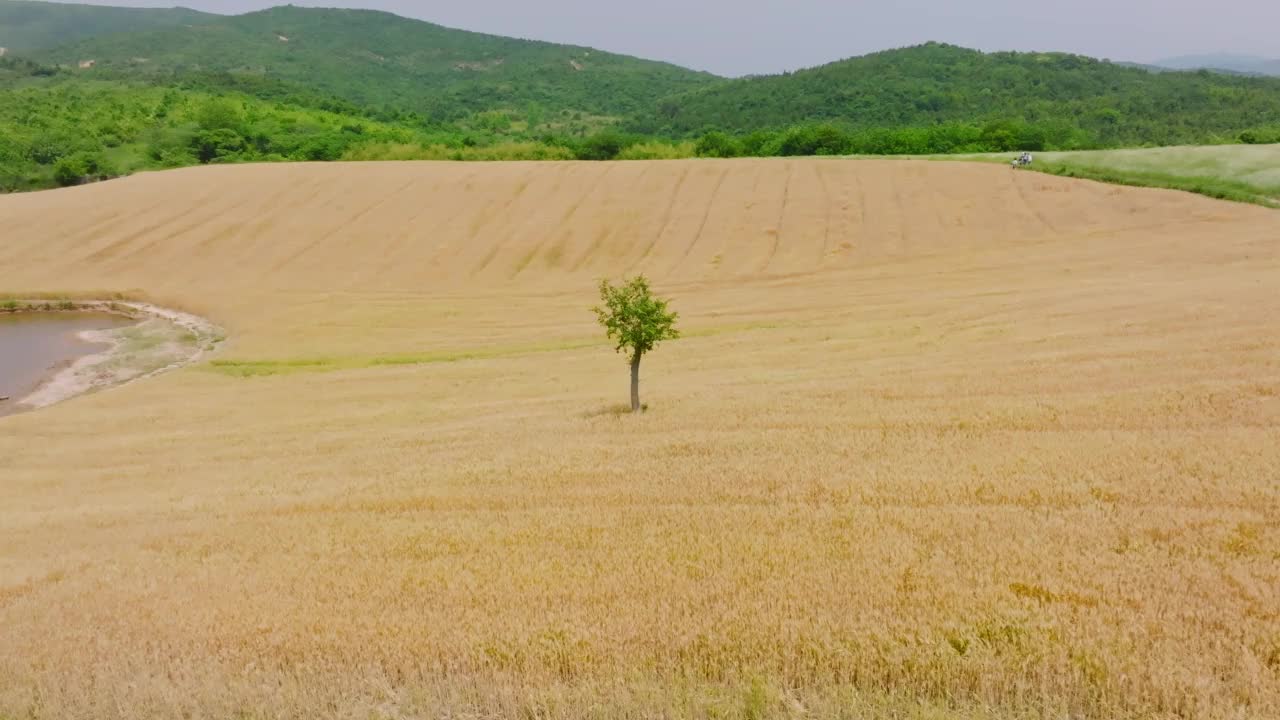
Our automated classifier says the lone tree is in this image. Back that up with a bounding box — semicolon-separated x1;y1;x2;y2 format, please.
593;276;680;413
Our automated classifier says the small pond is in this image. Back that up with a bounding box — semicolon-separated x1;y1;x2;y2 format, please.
0;312;134;416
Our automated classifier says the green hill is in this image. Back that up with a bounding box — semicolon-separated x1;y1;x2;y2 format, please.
18;4;1279;151
635;43;1280;146
0;56;438;192
0;0;212;53
25;4;720;122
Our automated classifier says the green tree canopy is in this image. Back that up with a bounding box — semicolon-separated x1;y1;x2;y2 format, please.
192;128;246;163
593;276;680;413
195;98;244;132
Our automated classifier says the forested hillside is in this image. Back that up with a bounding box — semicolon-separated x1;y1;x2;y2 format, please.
4;4;1280;195
635;43;1280;146
28;5;719;122
0;57;435;192
0;0;211;53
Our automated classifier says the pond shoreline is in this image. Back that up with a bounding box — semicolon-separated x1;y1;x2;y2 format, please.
0;311;128;416
0;300;224;415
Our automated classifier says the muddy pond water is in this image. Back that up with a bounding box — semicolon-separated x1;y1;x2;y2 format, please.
0;312;135;416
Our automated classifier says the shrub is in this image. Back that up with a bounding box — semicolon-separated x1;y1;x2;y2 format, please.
575;131;636;161
739;129;781;157
618;141;694;160
0;134;18;163
195;98;244;132
459;142;576;161
296;134;349;161
980;120;1022;152
342;141;576;162
695;131;741;158
192;128;247;163
26;132;80;165
473;111;512;133
52;154;88;187
776;124;852;156
1239;127;1280;144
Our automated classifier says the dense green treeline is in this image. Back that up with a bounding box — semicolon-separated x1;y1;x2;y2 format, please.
686;120;1280;158
514;118;1280;164
4;57;1278;193
0;56;691;190
0;58;422;191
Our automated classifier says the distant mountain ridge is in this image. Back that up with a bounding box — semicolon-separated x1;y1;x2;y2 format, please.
1154;54;1280;76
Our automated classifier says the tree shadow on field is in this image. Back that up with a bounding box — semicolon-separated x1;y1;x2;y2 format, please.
582;403;649;418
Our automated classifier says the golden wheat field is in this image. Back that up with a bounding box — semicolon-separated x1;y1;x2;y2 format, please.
1;158;1278;719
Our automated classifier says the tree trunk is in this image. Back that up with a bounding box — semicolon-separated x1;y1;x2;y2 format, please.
630;352;642;413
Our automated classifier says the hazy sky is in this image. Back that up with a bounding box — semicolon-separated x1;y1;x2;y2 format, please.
52;0;1280;76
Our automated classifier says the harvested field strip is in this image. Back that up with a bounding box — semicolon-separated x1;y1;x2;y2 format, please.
933;143;1280;208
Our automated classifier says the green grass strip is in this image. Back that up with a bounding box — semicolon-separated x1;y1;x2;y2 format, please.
1029;162;1280;208
206;322;782;378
